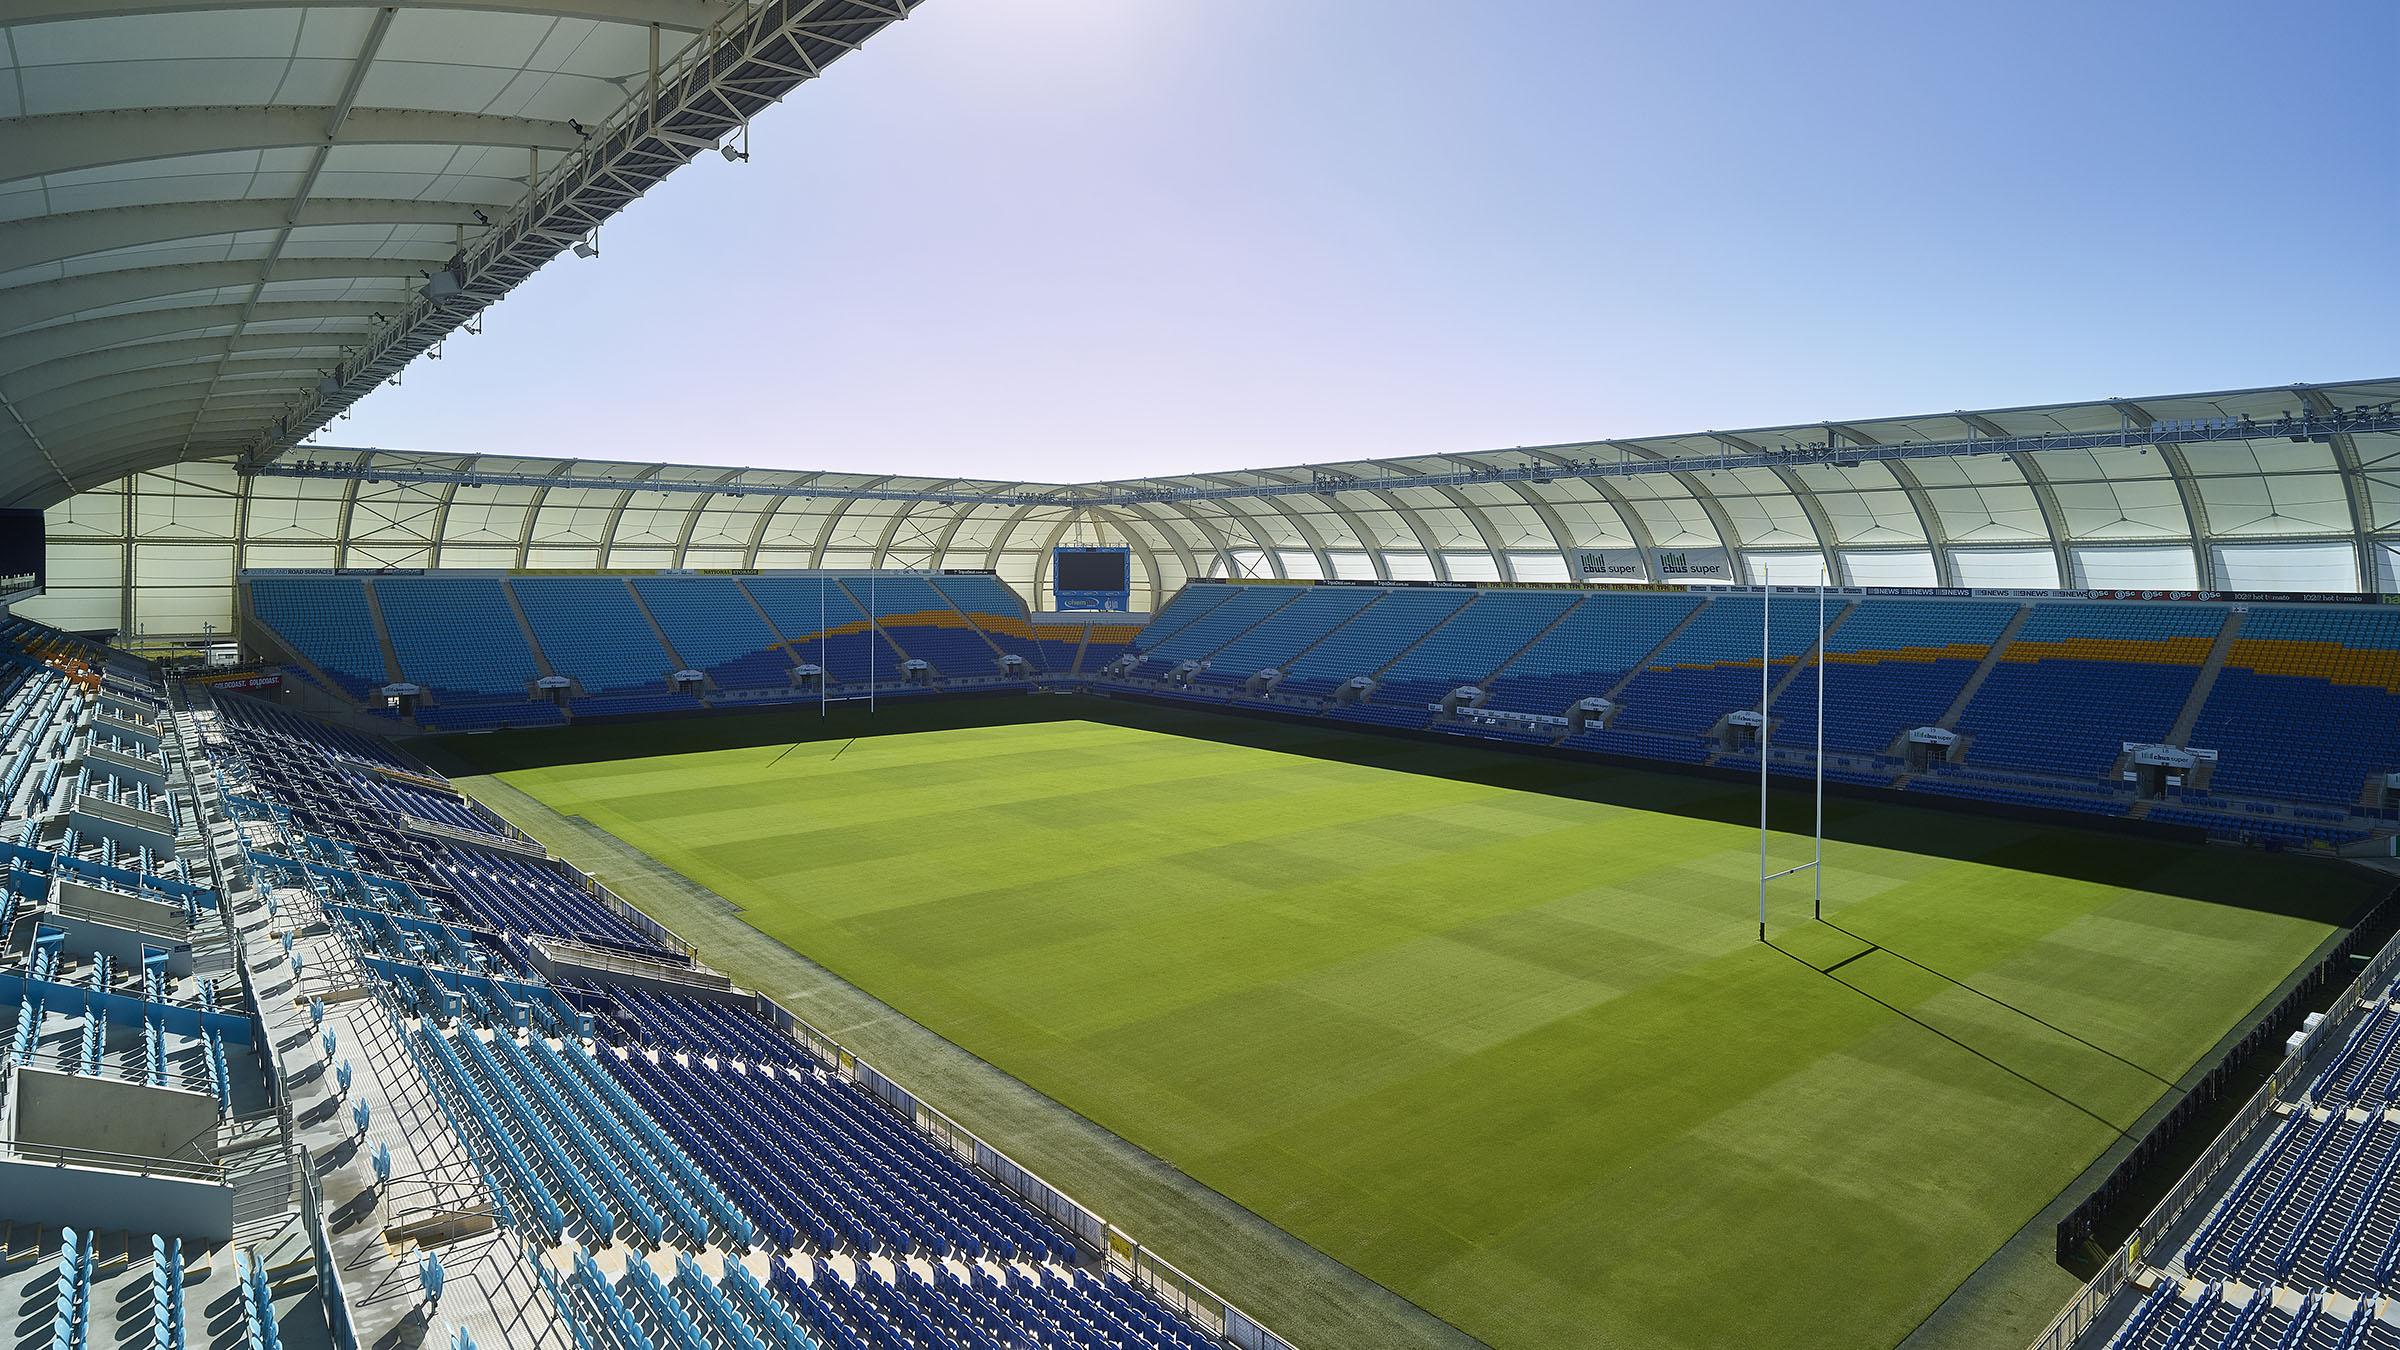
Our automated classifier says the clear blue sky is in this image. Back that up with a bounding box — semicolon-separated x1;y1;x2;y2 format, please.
339;0;2400;482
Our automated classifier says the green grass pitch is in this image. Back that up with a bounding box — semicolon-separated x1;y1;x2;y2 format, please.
449;701;2372;1350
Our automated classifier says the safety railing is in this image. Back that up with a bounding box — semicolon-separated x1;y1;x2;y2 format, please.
2027;917;2400;1350
1;1137;227;1184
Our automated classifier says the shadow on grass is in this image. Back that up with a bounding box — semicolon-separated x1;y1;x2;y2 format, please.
419;688;2382;928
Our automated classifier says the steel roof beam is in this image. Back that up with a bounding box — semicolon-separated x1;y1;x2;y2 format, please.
0;301;381;376
9;336;358;400
3;0;724;31
260;0;924;457
17;365;331;425
0;198;504;275
254;409;2400;511
2296;385;2382;587
0;107;589;184
0;259;425;336
43;392;291;444
35;384;284;439
171;8;401;456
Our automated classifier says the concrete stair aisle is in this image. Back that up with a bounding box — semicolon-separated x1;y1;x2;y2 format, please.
831;577;923;672
357;579;407;687
929;585;1013;669
618;577;691;674
1599;597;1715;703
239;614;366;711
1178;586;1311;672
1764;600;1856;708
729;577;810;684
497;578;559;680
1471;595;1591;698
229;1143;299;1233
1264;590;1396;687
2166;608;2247;746
1933;604;2034;732
244;817;569;1350
1356;593;1475;688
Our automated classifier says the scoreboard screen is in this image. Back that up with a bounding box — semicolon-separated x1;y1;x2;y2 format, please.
1052;546;1132;611
1054;549;1128;593
0;509;43;590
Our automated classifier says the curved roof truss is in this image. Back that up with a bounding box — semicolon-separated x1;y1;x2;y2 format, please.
0;0;922;508
24;379;2399;639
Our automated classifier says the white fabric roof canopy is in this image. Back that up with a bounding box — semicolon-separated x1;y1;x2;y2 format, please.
0;0;918;508
22;378;2398;637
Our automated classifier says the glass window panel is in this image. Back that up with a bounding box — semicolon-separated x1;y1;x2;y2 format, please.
2071;544;2200;588
1952;547;2060;589
1505;551;1570;582
1746;550;1826;584
1277;550;1324;580
1381;551;1434;581
2210;541;2358;591
1442;552;1501;582
134;543;233;586
243;543;339;570
39;542;122;588
12;590;116;632
1842;550;1937;587
131;587;232;638
1326;550;1376;580
436;545;517;570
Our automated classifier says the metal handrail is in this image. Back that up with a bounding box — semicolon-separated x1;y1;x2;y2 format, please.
2;1138;227;1183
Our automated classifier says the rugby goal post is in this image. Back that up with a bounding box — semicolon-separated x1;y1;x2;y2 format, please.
1758;569;1827;941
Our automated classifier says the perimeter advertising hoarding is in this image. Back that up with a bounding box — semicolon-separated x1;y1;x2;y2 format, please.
1574;547;1734;582
1649;547;1733;582
1573;549;1647;581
